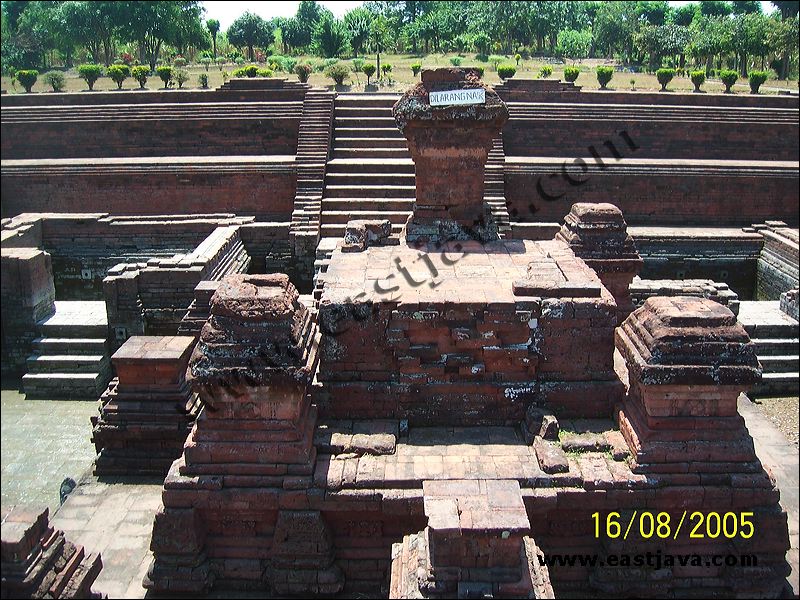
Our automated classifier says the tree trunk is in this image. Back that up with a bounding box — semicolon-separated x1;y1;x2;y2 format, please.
248;44;254;60
780;53;789;79
739;53;747;77
376;52;381;80
212;36;217;59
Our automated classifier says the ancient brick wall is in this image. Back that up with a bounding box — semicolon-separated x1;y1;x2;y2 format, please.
754;222;800;300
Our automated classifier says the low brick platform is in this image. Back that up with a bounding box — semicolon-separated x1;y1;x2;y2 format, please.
1;505;103;599
91;336;200;477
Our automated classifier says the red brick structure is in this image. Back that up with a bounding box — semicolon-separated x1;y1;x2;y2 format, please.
1;505;103;599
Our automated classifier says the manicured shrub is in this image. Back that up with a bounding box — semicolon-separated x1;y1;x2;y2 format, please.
381;63;392;78
256;68;273;77
326;63;350;85
352;57;365;73
222;71;230;81
449;56;462;66
363;63;376;84
719;69;738;93
173;56;187;67
175;69;190;88
656;67;675;91
77;64;102;91
294;63;313;83
15;69;38;93
514;53;521;66
198;73;209;88
411;62;422;76
563;66;580;82
596;65;614;89
235;56;245;65
488;54;504;70
200;57;212;71
323;57;339;70
469;66;485;77
267;55;286;71
748;70;768;94
131;65;149;89
284;57;298;73
156;65;174;88
690;70;705;92
539;65;553;78
216;57;226;70
44;71;65;92
107;64;130;89
497;64;517;80
242;65;259;77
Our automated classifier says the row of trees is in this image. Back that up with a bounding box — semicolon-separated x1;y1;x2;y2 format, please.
3;1;799;80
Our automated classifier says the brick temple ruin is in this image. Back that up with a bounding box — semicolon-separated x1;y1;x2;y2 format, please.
1;69;798;597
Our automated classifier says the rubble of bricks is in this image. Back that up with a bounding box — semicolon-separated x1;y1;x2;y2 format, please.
91;336;201;477
1;505;103;599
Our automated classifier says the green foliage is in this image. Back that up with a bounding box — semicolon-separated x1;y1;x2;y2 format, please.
294;63;312;83
563;65;581;82
198;72;208;88
497;64;517;80
107;64;130;89
656;67;675;90
156;65;174;88
15;69;38;93
344;6;372;56
207;18;220;58
352;57;365;73
470;66;485;77
411;62;422;76
235;56;246;65
596;65;614;89
325;62;350;85
362;62;376;84
472;32;491;55
44;71;65;92
449;56;462;66
227;11;273;60
175;68;189;88
514;53;521;65
77;64;102;91
131;65;149;89
267;55;286;71
313;14;349;58
381;63;392;77
719;69;738;92
539;65;553;78
173;56;187;67
690;69;706;90
285;57;299;73
556;29;592;60
748;70;768;93
234;65;259;77
200;56;212;71
488;54;504;71
256;68;273;77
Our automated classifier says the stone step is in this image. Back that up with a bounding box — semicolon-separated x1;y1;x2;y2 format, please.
332;147;410;159
26;354;109;374
750;372;800;397
759;355;800;373
325;173;415;186
335;94;401;108
22;372;110;399
324;184;416;198
326;158;414;173
321;210;411;225
335;106;394;118
334;127;403;139
334;137;408;149
335;116;396;128
752;338;800;356
322;198;414;211
32;337;107;355
321;222;404;238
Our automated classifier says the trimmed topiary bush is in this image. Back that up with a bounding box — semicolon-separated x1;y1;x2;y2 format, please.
132;65;149;89
596;66;614;89
77;64;103;91
488;54;504;71
656;68;675;91
285;57;298;73
539;65;553;78
498;64;517;80
107;64;130;89
719;69;738;93
294;63;312;83
362;63;376;85
175;69;190;89
200;57;212;71
44;71;65;92
156;65;174;88
326;63;351;86
748;70;768;94
563;66;580;83
690;70;705;92
15;69;38;93
198;73;209;88
470;66;485;77
381;63;392;79
256;68;273;77
514;53;521;66
173;56;187;67
449;56;462;66
216;57;226;70
411;62;422;76
267;55;286;71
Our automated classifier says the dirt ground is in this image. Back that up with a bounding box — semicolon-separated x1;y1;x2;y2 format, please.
752;396;800;447
3;53;798;95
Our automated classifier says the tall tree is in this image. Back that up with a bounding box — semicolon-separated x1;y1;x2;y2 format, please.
227;11;273;61
294;0;325;49
367;14;390;80
313;13;349;58
732;1;761;14
59;1;120;66
121;1;205;71
206;18;220;58
344;6;372;56
699;1;733;18
767;15;798;78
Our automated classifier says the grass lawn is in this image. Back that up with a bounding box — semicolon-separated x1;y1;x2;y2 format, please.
3;53;798;95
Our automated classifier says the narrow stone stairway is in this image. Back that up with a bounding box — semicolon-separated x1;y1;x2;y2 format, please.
738;301;799;396
22;301;112;399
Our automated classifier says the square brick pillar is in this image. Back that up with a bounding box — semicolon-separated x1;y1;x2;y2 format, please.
145;274;343;595
393;68;509;244
614;296;790;595
555;203;642;320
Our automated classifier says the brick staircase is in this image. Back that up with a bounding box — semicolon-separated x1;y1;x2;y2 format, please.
22;301;112;399
737;301;799;397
